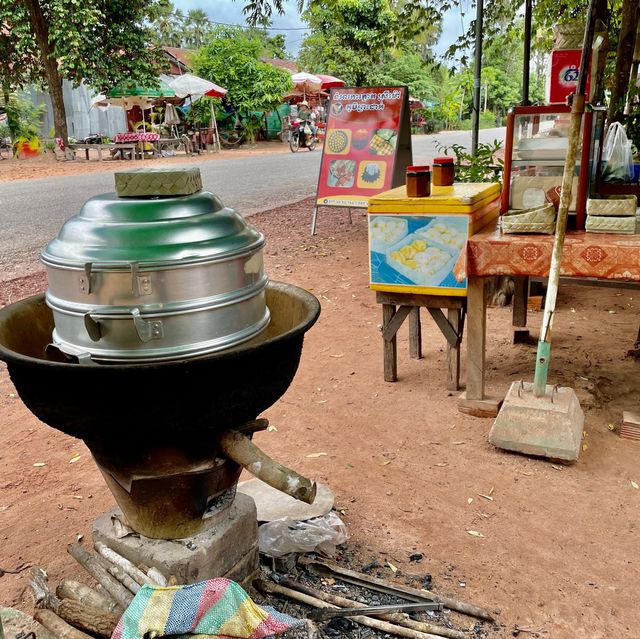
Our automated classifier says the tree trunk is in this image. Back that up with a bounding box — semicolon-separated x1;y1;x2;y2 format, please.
24;0;73;159
607;0;640;123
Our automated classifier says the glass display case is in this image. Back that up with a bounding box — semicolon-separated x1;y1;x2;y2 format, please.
500;105;606;229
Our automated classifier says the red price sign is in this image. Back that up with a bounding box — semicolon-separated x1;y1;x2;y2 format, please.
315;86;411;208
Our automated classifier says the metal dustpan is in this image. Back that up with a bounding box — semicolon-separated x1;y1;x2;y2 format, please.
489;3;597;462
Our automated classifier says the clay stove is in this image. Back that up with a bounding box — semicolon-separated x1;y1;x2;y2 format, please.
0;173;321;584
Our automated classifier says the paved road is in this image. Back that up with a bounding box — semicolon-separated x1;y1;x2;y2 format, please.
0;128;505;279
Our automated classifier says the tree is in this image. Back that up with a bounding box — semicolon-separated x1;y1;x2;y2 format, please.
298;0;398;85
0;0;164;156
183;9;212;48
191;26;293;114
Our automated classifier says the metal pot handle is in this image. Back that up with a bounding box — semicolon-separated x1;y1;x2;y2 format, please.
84;312;102;341
130;308;163;343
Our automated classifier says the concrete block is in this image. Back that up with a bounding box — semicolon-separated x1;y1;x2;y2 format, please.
489;381;584;461
92;493;258;584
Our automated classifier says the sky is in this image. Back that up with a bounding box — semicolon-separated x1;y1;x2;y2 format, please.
172;0;467;60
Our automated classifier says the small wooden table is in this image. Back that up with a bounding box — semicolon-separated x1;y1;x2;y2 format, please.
460;221;640;416
69;143;136;161
377;291;466;391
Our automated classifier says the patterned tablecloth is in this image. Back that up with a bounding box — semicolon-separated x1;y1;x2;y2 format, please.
114;132;160;143
465;219;640;281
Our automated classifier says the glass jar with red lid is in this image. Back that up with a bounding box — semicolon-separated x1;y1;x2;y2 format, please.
432;157;455;186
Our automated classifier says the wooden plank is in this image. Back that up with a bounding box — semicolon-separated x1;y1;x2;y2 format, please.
382;305;412;342
376;291;464;309
409;308;422;359
447;308;461;391
382;304;397;382
457;392;503;418
426;308;459;348
465;275;486;401
512;276;529;327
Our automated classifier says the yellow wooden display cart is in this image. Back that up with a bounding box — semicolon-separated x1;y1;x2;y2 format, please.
368;183;500;389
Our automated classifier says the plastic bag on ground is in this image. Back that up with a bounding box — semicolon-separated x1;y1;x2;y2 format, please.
258;511;349;558
601;121;634;182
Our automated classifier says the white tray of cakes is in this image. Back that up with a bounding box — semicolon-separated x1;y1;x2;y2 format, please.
385;232;457;287
369;216;409;254
414;220;467;251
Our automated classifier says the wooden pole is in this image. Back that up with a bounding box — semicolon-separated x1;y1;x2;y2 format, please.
67;544;131;611
219;430;317;504
34;610;94;639
57;600;119;639
57;580;121;615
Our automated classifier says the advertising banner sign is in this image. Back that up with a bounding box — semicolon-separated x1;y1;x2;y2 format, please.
315;86;412;209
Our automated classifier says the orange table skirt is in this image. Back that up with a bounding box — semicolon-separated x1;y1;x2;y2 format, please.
465;220;640;281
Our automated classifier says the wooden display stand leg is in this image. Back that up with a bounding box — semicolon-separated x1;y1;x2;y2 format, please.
512;275;530;344
381;304;412;382
409;308;422;360
447;308;463;391
458;275;503;417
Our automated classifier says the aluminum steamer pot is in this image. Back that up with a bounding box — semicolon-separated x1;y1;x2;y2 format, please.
41;168;269;363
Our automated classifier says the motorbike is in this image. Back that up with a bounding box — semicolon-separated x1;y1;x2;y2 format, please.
288;118;317;152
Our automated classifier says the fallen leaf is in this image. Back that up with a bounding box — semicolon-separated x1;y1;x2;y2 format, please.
607;423;616;431
451;441;465;445
76;534;83;542
467;530;485;538
33;462;46;467
316;400;328;404
305;452;328;458
72;496;83;500
631;481;639;490
479;494;494;501
467;497;473;505
267;425;278;432
329;353;344;358
387;562;398;573
379;460;392;466
582;442;589;452
0;505;10;512
69;454;81;464
434;462;448;467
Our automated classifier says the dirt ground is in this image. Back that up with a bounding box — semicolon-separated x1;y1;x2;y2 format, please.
1;175;640;638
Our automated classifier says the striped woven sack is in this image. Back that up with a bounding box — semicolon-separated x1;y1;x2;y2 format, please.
111;578;303;639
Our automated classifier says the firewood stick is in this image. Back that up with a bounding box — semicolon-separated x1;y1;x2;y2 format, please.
57;599;119;638
219;430;317;504
67;544;131;611
34;609;94;639
57;579;121;614
95;554;141;594
299;556;494;621
147;567;167;586
255;579;448;639
274;575;467;639
94;542;154;586
29;566;60;612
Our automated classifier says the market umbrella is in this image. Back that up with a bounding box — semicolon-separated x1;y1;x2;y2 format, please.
409;97;425;109
168;73;228;151
168;73;227;100
316;74;345;89
291;72;322;98
164;103;181;138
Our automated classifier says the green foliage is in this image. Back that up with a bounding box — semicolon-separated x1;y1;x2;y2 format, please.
0;0;165;94
298;0;399;85
434;139;504;183
372;52;438;101
5;93;45;140
191;26;293;114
